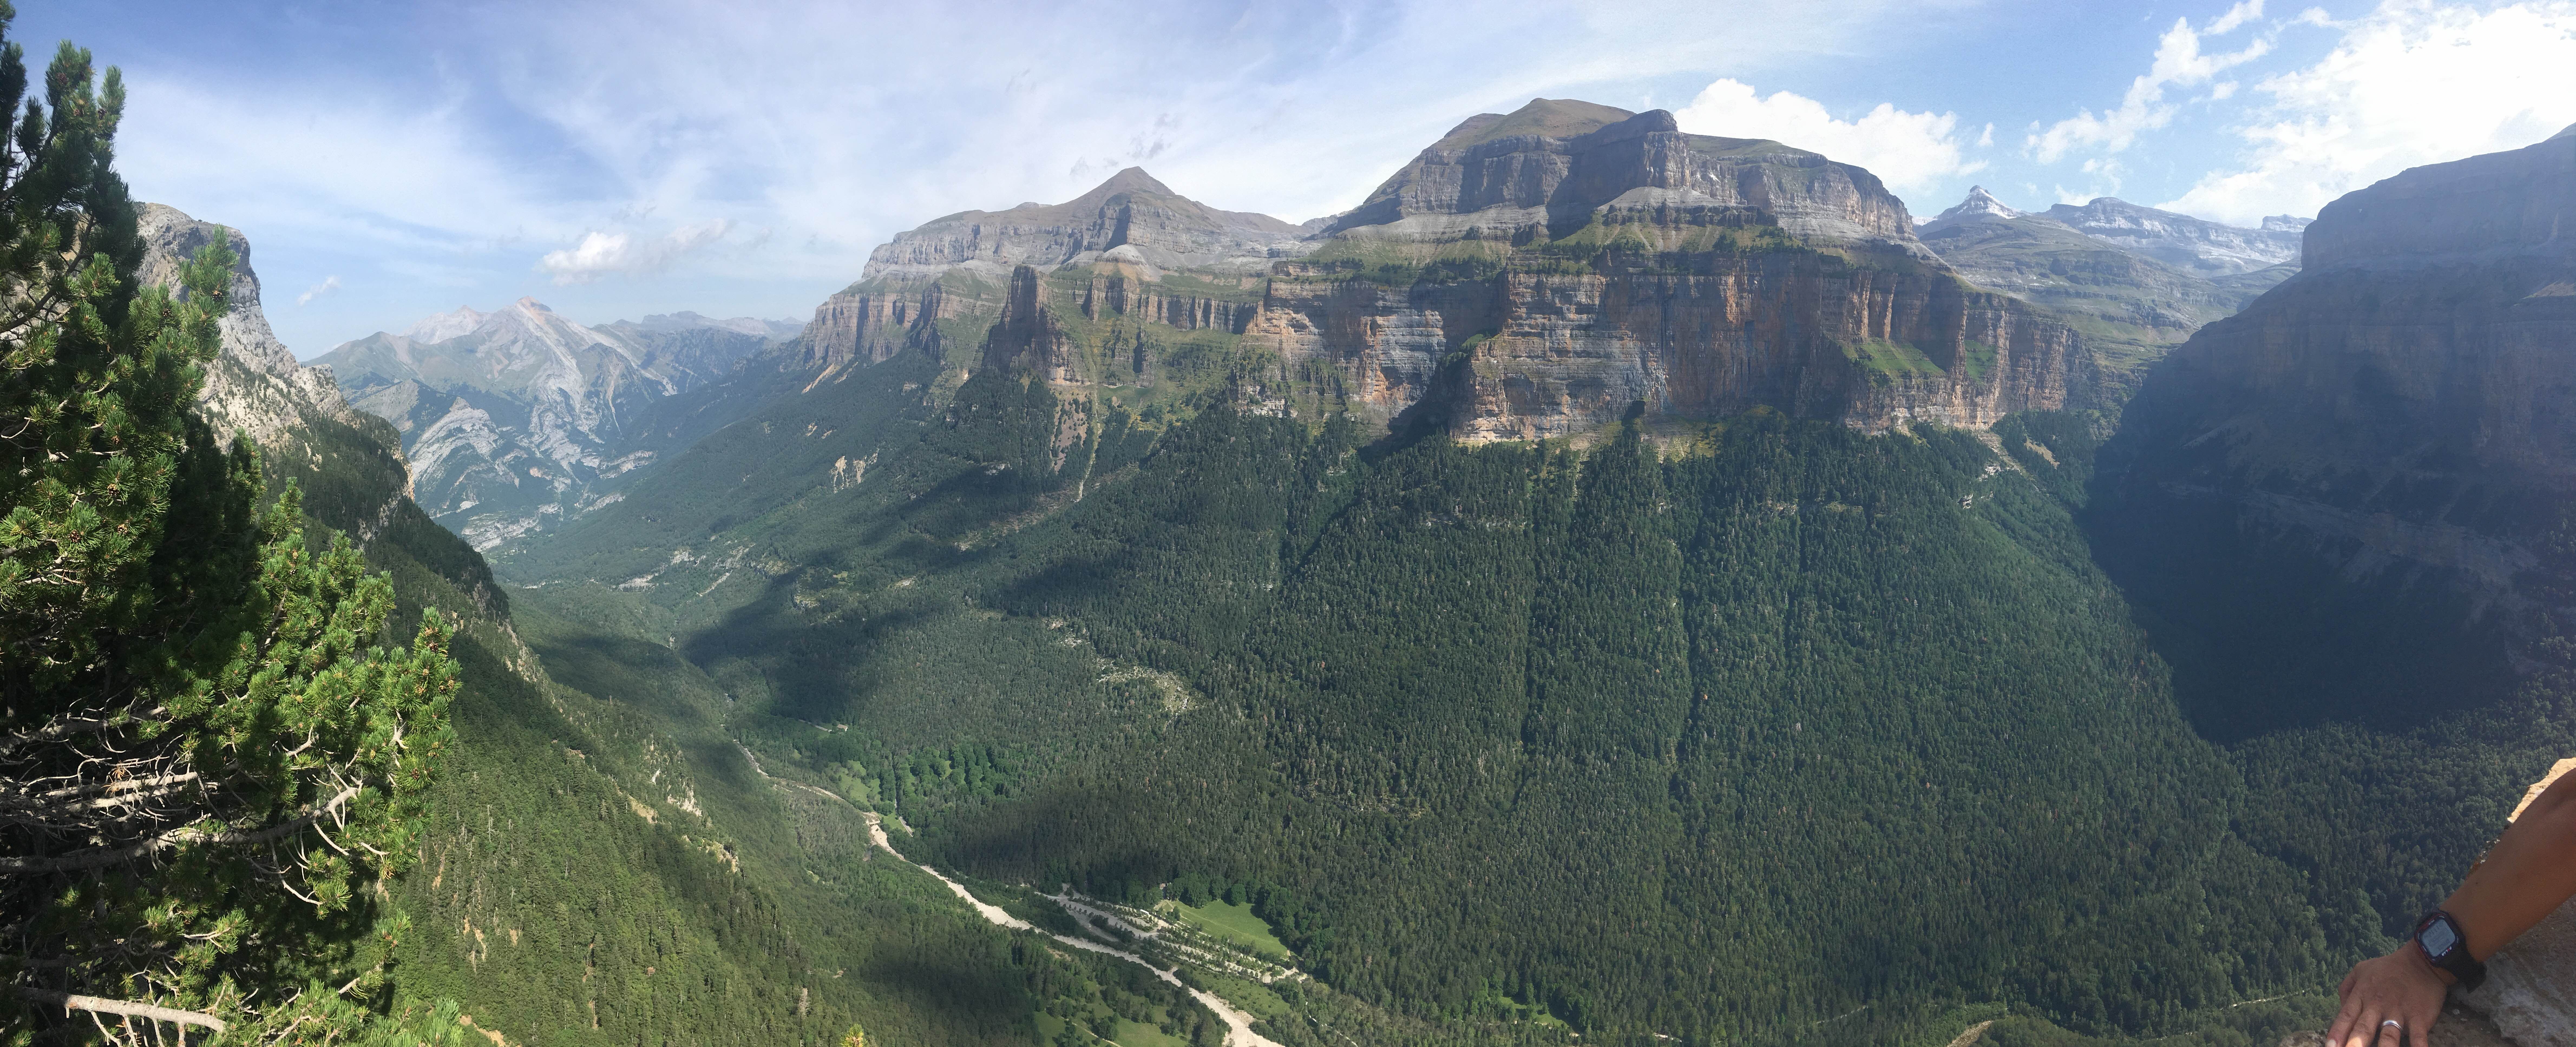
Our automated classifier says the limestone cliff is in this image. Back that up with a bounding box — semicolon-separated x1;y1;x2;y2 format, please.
1253;100;2086;437
137;204;375;456
804;98;2096;451
862;167;1313;281
2091;128;2576;739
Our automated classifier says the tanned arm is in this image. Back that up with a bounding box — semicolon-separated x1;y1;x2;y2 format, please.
2330;768;2576;1047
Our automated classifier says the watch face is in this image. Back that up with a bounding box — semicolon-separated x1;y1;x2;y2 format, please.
2421;917;2460;959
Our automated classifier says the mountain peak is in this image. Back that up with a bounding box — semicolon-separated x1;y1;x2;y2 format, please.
400;305;486;344
1435;98;1638;149
514;296;554;312
1918;186;2026;233
1091;166;1172;197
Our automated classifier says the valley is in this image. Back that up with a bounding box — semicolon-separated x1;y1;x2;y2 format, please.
413;103;2574;1046
13;13;2575;1041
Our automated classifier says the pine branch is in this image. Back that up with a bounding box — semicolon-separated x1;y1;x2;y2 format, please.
14;987;227;1033
0;785;356;874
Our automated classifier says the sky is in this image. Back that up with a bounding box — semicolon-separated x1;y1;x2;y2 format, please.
31;1;2576;358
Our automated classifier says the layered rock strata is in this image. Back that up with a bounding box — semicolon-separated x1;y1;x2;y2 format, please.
1254;101;2084;436
812;98;2095;451
2092;127;2576;738
1330;102;1921;250
862;166;1315;281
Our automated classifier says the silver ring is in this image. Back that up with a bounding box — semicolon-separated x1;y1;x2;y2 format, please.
2382;1019;2403;1029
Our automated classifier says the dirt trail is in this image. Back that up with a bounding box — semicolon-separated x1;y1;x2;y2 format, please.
731;747;1282;1047
861;817;1286;1047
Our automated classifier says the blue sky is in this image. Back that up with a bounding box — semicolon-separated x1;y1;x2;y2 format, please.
32;1;2576;358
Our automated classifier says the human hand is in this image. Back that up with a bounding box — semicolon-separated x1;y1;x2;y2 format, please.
2328;945;2450;1047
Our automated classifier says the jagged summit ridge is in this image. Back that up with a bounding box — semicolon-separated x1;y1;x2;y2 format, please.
2043;196;2302;275
858;166;1312;282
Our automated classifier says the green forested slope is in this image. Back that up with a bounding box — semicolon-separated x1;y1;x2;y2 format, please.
158;233;1204;1046
495;317;2551;1043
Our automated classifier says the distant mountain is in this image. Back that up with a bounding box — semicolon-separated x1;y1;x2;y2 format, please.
317;299;795;548
791;98;2089;449
861;165;1317;282
2043;197;2303;276
1916;187;2302;387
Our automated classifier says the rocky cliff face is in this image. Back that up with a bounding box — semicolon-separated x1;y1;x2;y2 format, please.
790;98;2095;467
1917;187;2298;390
798;167;1313;378
137;204;376;455
319;301;789;548
1249;100;2080;436
1331;102;1920;249
2092;128;2576;739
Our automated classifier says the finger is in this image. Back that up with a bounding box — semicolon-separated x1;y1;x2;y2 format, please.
2375;1012;2404;1047
2344;1006;2381;1047
2410;999;2443;1047
2329;993;2366;1047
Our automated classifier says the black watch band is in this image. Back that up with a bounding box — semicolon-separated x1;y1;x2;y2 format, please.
2414;910;2487;992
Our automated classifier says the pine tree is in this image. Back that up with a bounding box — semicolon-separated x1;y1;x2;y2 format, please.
0;10;460;1041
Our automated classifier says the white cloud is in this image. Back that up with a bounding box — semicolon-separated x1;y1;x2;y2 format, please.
2028;2;2272;163
2208;0;2268;34
538;220;735;284
296;275;341;306
87;0;1972;352
2160;1;2576;225
1673;79;1984;192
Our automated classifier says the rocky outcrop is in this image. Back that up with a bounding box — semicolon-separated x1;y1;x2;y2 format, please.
136;204;375;455
2090;127;2576;739
320;301;788;548
1243;252;2084;439
794;267;998;377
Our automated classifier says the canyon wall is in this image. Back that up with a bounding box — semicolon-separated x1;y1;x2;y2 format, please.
811;99;2092;445
2091;127;2576;739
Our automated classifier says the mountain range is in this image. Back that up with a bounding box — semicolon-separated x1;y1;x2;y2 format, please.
137;96;2576;1047
1914;186;2305;383
314;298;801;548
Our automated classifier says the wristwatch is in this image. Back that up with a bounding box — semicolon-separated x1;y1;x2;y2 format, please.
2414;910;2487;991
